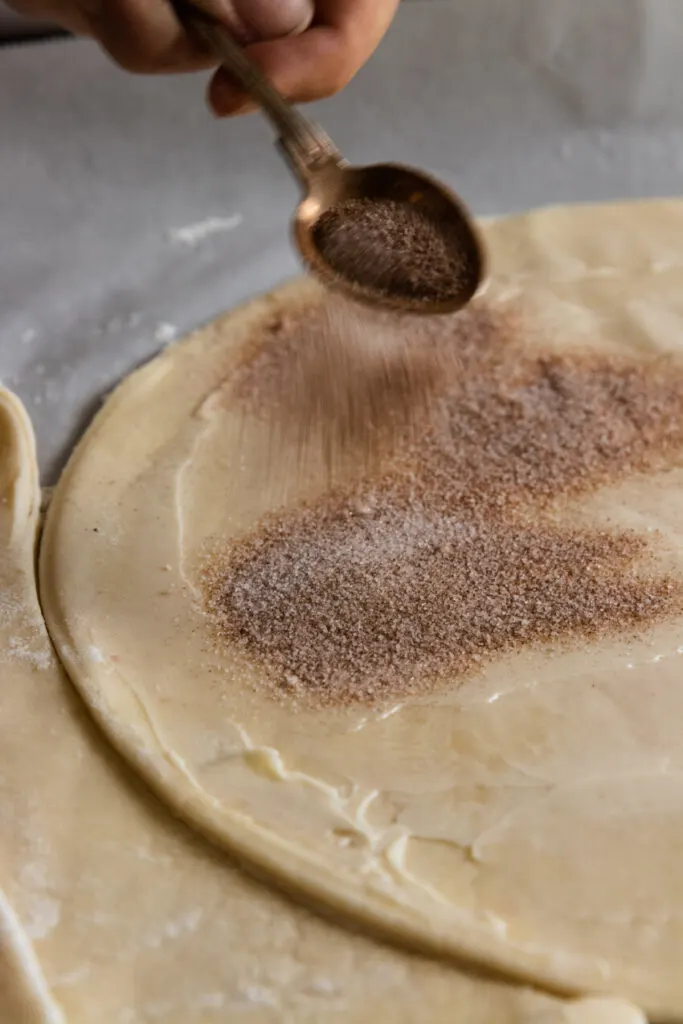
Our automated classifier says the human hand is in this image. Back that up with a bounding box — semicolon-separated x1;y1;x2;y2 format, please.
207;0;401;116
7;0;400;114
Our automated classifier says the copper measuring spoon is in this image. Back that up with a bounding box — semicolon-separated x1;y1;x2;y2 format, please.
187;12;486;315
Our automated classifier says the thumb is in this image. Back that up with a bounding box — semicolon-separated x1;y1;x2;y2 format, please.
201;0;314;43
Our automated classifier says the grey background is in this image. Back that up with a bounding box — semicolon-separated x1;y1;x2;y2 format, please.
3;0;683;481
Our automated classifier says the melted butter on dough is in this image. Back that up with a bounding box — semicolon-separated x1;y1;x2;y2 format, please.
38;200;683;1018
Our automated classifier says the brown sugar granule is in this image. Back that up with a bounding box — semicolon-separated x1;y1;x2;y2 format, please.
206;303;683;708
313;198;467;304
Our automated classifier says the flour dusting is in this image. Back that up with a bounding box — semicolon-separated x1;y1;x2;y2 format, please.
154;322;177;345
169;215;243;248
6;636;51;671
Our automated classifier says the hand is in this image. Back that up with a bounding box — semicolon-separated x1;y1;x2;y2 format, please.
208;0;401;116
7;0;400;114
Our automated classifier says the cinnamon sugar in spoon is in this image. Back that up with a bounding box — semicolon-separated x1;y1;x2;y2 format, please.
186;11;485;315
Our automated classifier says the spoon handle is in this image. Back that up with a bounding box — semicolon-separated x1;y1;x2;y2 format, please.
185;11;344;183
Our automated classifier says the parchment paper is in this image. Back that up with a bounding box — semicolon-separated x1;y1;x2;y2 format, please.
3;0;683;482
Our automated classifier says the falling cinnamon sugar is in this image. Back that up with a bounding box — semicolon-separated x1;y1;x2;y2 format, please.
204;302;683;708
232;295;454;479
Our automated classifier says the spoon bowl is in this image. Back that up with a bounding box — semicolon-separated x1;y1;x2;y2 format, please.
294;159;485;314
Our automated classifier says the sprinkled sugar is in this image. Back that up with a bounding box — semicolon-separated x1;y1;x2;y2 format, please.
204;304;683;707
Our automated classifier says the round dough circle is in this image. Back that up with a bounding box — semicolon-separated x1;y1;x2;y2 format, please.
40;200;683;1016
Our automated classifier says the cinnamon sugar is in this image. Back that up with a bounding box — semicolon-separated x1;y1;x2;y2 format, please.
205;303;683;708
313;198;467;304
232;296;455;479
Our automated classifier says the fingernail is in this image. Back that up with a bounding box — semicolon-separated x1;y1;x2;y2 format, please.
208;77;255;117
211;98;257;118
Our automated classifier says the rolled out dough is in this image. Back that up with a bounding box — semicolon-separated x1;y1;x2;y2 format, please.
1;392;647;1022
0;388;576;1023
36;200;683;1018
